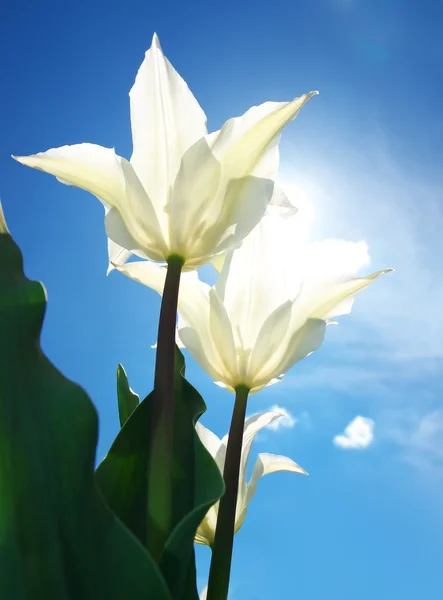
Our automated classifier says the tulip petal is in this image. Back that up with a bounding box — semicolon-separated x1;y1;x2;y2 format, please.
261;318;326;386
245;452;307;505
169;145;275;267
236;451;307;532
188;95;316;263
194;423;223;547
247;300;293;391
309;270;393;320
168;90;314;265
168;138;222;257
208;186;294;276
107;239;133;274
236;411;285;518
209;93;318;181
214;212;297;349
13;143;167;261
104;207;146;273
115;261;230;386
130;33;207;226
208;289;238;382
194;503;219;546
195;422;225;472
14;143;126;206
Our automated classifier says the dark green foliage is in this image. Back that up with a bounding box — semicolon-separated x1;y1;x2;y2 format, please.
0;204;170;600
96;348;224;599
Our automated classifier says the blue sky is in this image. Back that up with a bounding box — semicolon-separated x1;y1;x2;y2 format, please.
1;0;443;598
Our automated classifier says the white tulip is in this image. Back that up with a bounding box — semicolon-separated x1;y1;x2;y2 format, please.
194;411;307;547
13;34;316;271
115;205;391;392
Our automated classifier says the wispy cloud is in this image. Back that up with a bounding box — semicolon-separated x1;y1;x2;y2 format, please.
334;416;375;449
382;409;443;475
266;405;296;431
281;132;443;364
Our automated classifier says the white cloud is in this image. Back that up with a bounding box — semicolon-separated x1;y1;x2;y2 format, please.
267;405;296;431
334;416;375;449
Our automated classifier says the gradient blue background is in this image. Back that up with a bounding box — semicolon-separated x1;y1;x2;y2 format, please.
1;0;443;597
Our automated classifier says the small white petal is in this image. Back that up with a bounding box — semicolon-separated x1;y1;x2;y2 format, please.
195;422;223;463
235;452;307;532
246;452;307;505
194;422;226;547
235;411;284;516
266;185;298;217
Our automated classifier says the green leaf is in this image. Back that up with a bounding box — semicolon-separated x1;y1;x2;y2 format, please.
96;347;224;600
117;364;140;427
0;203;171;600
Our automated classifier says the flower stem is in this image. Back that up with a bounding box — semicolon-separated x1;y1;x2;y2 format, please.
147;254;184;561
206;384;250;600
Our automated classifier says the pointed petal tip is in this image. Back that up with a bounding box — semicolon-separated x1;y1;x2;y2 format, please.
373;267;394;278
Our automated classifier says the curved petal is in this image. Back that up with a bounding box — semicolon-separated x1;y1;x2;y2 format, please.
207;185;295;276
243;453;307;513
198;94;317;260
195;422;224;468
295;269;392;320
114;259;169;294
235;411;285;521
181;173;275;266
14;143;126;206
168;138;222;257
130;33;207;227
13;143;168;261
208;289;238;382
255;318;326;389
194;503;219;547
214;212;297;349
107;239;133;274
105;207;148;273
194;423;227;546
115;261;231;386
208;93;318;181
236;451;307;532
247;300;293;389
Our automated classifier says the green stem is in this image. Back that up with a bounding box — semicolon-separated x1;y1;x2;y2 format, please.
206;385;250;600
146;254;184;561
